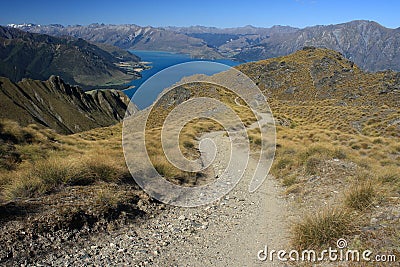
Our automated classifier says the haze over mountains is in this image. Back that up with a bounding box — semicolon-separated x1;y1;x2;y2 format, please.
12;20;400;72
11;23;223;60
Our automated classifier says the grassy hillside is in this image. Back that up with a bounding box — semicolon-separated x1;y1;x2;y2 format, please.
0;75;135;134
237;48;399;257
238;47;399;108
0;119;159;263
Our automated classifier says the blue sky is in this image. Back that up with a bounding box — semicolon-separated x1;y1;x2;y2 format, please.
1;0;398;29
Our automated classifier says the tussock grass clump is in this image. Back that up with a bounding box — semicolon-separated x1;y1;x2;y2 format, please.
378;167;400;185
292;207;354;249
33;159;72;188
151;155;182;179
272;140;346;180
14;144;49;162
0;119;44;144
344;182;376;211
247;128;262;147
0;144;21;170
151;155;198;186
274;157;294;171
332;148;347;159
2;159;72;200
2;171;43;200
304;156;322;175
72;153;126;185
1;153;128;201
95;187;123;209
282;174;298;187
298;144;334;164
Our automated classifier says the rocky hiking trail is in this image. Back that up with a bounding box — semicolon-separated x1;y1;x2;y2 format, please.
34;112;291;266
153;126;291;266
152;112;291;266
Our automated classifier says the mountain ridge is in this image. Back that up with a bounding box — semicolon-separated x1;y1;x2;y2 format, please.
14;20;400;71
11;23;223;59
0;75;136;134
236;47;400;109
0;26;143;89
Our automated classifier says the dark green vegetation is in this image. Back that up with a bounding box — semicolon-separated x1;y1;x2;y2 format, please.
0;75;136;134
0;26;142;89
20;20;400;71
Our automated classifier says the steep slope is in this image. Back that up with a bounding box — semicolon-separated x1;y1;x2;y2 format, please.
0;26;141;89
237;47;400;107
0;75;136;134
18;23;223;59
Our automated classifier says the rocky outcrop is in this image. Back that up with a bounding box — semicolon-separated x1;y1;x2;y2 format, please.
0;75;136;134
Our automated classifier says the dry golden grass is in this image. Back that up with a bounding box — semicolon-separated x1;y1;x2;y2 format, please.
142;82;259;185
1;170;43;200
0;64;398;254
94;186;124;209
291;207;355;250
344;182;376;211
238;49;398;254
143;118;224;186
0;119;132;202
247;128;262;148
269;98;399;252
1;152;128;201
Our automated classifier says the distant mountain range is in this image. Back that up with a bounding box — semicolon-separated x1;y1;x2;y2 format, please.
10;23;223;59
0;26;142;89
0;75;135;134
13;20;400;72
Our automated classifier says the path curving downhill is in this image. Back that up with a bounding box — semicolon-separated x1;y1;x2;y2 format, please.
35;112;291;267
152;112;291;266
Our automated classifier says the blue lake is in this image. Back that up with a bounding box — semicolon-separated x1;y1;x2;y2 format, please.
123;50;240;109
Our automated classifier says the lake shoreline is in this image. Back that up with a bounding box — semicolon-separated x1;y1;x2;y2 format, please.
123;50;240;100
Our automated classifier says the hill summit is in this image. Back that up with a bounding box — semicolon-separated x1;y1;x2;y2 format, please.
237;47;400;107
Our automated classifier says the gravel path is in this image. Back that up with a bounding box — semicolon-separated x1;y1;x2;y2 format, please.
152;113;290;266
152;148;289;266
34;112;290;266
